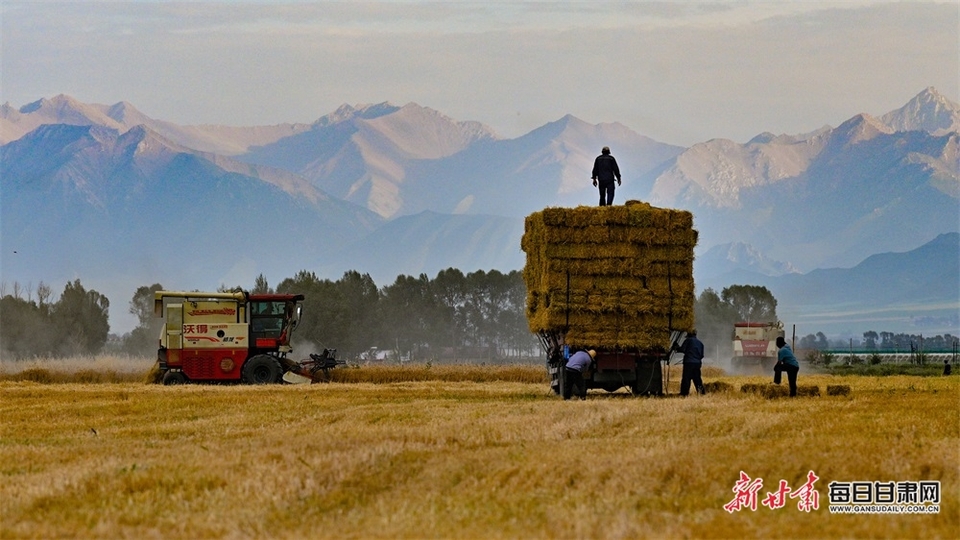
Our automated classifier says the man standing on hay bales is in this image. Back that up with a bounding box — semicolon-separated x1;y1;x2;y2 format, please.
591;146;621;206
774;336;800;397
563;349;596;400
674;330;705;396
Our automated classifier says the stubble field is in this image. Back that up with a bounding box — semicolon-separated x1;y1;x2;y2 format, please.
1;363;957;539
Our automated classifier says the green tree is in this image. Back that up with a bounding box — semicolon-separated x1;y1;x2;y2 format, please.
720;284;777;322
276;270;382;358
692;288;740;357
331;271;382;357
122;284;164;356
52;280;110;355
276;270;338;351
380;273;437;360
252;274;272;294
0;294;56;357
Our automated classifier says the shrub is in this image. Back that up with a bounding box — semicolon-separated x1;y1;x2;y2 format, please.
16;368;54;384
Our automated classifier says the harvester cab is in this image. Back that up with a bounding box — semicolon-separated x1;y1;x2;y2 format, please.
152;289;338;385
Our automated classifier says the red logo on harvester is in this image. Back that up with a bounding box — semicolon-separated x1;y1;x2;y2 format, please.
188;308;236;316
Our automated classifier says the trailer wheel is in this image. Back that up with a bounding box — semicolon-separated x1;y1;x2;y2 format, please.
162;371;187;385
242;355;282;384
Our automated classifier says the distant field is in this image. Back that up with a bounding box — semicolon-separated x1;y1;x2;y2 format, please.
1;365;957;538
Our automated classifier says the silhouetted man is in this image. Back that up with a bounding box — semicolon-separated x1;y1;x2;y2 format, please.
591;146;621;206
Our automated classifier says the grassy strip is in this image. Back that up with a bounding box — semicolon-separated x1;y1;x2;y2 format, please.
822;363;950;377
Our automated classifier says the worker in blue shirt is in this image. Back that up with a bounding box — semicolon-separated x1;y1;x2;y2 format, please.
563;349;595;400
673;330;705;396
774;336;800;396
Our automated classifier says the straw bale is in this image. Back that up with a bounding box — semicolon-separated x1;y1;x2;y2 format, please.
741;384;820;398
536;204;693;230
826;385;852;396
542;243;696;261
523;204;697;351
702;381;735;393
536;226;698;247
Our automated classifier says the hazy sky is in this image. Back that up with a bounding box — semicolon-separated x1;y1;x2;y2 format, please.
2;1;957;146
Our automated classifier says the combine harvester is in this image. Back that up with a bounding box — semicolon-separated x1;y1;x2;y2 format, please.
731;321;785;371
152;290;343;385
522;201;697;395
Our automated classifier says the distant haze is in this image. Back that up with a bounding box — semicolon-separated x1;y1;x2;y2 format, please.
1;1;956;146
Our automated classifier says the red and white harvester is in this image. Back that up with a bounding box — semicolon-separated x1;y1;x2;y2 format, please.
153;290;341;385
731;321;785;370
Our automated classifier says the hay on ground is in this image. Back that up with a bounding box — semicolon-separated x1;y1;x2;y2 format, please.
740;383;820;398
702;381;734;393
827;385;852;396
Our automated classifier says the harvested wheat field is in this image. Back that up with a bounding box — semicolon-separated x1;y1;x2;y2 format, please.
1;366;957;539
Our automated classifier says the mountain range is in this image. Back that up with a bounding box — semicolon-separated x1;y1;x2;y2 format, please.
1;88;957;335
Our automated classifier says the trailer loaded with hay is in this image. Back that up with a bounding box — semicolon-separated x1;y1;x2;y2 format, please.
521;201;697;395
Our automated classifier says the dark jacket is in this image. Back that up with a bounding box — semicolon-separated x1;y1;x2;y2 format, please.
592;154;621;184
675;336;705;365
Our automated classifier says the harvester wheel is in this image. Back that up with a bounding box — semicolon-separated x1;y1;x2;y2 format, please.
242;355;282;384
162;371;187;385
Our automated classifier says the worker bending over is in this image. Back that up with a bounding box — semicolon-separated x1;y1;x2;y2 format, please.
563;349;596;400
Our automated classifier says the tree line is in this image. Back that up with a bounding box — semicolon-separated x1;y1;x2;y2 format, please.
4;275;953;361
0;269;534;361
798;331;958;352
0;280;110;358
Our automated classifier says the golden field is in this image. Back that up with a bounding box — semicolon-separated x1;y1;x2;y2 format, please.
1;363;957;539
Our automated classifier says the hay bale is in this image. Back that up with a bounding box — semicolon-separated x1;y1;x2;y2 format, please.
741;383;820;398
522;204;697;351
703;381;734;393
827;385;851;396
760;385;790;398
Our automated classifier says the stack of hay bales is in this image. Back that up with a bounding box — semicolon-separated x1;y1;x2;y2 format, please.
521;201;697;352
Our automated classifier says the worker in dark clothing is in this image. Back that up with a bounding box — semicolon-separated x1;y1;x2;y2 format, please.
944;359;952;376
591;146;621;206
774;336;800;397
563;349;596;400
673;330;705;396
